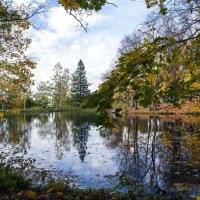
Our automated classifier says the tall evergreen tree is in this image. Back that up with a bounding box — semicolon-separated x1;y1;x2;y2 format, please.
71;60;90;104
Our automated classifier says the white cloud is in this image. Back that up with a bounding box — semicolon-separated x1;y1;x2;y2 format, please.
25;0;149;91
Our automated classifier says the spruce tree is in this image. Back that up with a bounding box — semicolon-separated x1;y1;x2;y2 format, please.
71;59;90;104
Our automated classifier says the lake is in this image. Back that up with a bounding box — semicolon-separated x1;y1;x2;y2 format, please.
0;112;199;198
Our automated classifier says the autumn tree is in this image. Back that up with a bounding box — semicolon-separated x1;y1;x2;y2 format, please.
86;0;199;117
52;63;70;109
0;0;47;109
34;63;70;109
0;1;34;109
71;59;90;105
35;81;52;108
141;0;200;104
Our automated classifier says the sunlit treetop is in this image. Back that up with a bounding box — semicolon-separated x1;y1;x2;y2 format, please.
58;0;107;11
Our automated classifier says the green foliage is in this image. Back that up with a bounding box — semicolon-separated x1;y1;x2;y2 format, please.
47;181;67;192
0;163;30;192
70;101;81;107
25;97;36;109
58;0;107;11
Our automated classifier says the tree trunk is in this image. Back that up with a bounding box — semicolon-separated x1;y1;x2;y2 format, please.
153;104;157;111
24;98;26;110
134;100;138;110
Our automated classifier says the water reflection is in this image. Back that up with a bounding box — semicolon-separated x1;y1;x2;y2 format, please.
70;113;91;162
0;114;33;154
0;113;199;197
101;115;200;196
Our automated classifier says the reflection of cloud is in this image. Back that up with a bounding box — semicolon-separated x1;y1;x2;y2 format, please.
91;159;100;168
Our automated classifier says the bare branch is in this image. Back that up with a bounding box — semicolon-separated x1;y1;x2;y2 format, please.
69;10;88;32
106;1;118;8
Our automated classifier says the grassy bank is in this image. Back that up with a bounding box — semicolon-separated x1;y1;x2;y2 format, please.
1;161;197;199
0;164;148;200
0;106;96;116
0;184;135;200
1;102;199;117
24;106;96;114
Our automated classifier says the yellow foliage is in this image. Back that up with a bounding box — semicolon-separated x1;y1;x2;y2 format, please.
191;103;200;113
184;73;191;82
59;0;80;10
0;112;4;121
113;92;122;100
148;74;156;82
10;109;21;115
191;82;200;90
26;190;36;199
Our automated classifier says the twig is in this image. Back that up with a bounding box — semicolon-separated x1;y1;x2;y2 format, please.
106;1;118;8
69;10;88;32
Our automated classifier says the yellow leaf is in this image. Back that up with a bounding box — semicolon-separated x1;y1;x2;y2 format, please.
26;190;36;199
56;192;63;198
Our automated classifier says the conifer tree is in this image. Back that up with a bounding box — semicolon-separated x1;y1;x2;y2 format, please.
71;59;90;104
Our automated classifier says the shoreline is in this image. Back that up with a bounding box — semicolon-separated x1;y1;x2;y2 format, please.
0;107;96;116
126;102;200;115
1;102;199;116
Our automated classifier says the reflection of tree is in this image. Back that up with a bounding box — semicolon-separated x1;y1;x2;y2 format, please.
0;114;33;154
34;111;97;161
70;112;95;162
101;116;200;196
54;113;70;159
116;117;159;184
35;113;70;160
161;120;200;186
35;113;55;139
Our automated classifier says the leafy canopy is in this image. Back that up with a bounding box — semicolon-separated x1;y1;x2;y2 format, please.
86;0;200;114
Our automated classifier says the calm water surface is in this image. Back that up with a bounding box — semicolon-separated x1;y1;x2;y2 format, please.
0;112;199;197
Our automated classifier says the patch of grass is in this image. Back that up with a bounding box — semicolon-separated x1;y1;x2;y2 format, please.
7;108;22;115
1;106;97;116
0;164;31;192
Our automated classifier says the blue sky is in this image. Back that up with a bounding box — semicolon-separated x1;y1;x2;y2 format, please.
20;0;150;91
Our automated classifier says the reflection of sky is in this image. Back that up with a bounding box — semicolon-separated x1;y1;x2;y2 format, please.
22;123;118;188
